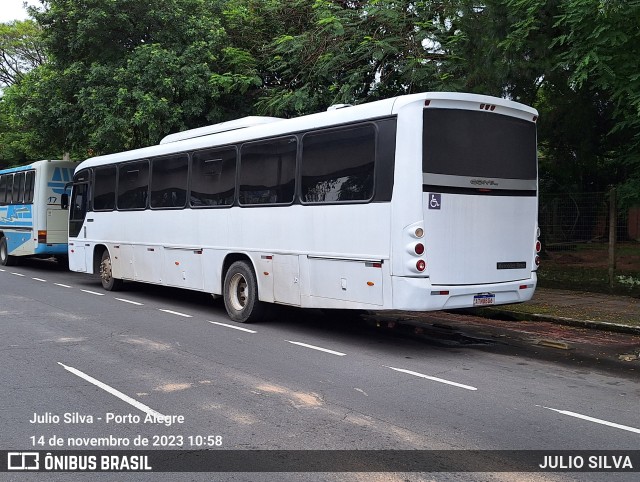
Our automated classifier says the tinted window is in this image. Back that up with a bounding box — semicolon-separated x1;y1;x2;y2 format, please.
24;171;35;204
117;160;149;210
94;166;117;211
13;172;25;204
239;137;296;205
301;125;376;203
423;109;537;180
151;154;188;209
191;147;236;207
0;175;6;205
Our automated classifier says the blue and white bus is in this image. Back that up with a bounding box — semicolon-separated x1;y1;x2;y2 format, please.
0;160;76;266
66;92;541;322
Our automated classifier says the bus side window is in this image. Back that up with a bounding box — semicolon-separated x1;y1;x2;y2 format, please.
93;166;116;211
150;154;188;209
24;171;35;204
13;172;25;204
117;160;149;210
0;175;6;205
190;147;237;207
239;137;296;205
301;124;375;203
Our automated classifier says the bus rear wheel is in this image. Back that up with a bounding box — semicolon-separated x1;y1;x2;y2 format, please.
100;250;123;291
0;237;17;266
223;261;265;323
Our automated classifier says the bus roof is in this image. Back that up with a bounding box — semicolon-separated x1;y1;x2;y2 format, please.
0;160;76;175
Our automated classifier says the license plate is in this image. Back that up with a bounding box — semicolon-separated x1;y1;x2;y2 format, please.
473;293;495;306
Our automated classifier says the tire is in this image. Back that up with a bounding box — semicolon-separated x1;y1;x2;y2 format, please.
0;237;17;267
223;260;265;323
99;249;123;291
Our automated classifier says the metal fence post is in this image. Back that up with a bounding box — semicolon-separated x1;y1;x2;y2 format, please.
608;187;617;287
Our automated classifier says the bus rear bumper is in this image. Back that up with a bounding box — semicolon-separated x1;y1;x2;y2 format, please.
391;274;537;311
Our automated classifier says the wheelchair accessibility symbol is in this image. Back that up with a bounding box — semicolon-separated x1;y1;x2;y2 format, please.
429;193;441;210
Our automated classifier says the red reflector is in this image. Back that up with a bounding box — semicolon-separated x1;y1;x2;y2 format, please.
415;243;424;255
261;255;273;260
535;241;542;252
372;262;382;268
431;290;449;296
416;260;426;272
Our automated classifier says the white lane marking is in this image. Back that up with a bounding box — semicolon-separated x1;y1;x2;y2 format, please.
33;278;47;282
115;298;144;306
11;272;25;277
286;340;346;356
541;406;640;434
0;268;5;271
81;289;105;296
207;321;257;333
58;362;164;419
386;366;478;391
55;283;72;288
159;309;192;318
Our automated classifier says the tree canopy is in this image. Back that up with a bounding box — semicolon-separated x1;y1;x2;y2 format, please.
0;0;638;204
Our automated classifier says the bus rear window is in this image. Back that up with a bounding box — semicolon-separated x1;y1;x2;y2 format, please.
423;108;536;180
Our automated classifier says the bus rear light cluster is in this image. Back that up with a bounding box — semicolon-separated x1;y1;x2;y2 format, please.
405;222;426;274
38;230;47;243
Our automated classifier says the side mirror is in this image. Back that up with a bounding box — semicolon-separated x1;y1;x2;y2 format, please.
61;193;69;210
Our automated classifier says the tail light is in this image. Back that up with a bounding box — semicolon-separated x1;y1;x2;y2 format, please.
38;230;47;243
416;260;426;272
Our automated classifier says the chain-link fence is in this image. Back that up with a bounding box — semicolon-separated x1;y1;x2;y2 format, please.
538;190;640;295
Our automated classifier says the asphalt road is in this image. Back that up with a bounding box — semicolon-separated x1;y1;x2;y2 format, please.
1;259;639;481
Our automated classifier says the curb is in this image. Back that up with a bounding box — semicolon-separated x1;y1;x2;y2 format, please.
473;308;640;336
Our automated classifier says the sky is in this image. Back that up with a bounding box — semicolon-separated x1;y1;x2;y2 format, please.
0;0;41;23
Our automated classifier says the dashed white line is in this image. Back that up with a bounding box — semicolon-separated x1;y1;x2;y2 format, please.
10;272;25;277
55;283;72;288
0;268;5;272
32;278;47;282
81;289;105;296
207;320;257;333
286;340;346;356
57;362;165;419
159;309;192;318
386;366;478;391
115;298;144;306
541;406;640;434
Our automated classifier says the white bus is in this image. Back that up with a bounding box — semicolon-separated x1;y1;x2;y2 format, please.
0;160;76;266
66;92;541;322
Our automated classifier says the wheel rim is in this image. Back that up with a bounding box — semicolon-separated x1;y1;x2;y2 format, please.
101;256;113;285
228;272;248;312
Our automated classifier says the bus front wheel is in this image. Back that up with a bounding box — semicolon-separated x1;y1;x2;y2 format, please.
0;237;17;266
100;250;123;291
223;261;265;323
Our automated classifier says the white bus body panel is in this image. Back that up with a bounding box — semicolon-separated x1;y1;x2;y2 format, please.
69;92;538;314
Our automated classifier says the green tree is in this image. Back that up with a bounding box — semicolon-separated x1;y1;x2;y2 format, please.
11;0;262;156
0;19;46;88
555;0;640;204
